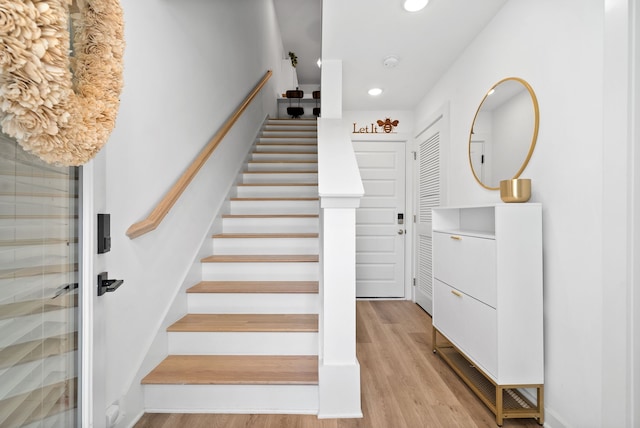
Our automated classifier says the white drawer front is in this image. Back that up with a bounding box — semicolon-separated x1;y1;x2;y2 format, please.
433;280;497;379
433;232;497;308
433;280;469;356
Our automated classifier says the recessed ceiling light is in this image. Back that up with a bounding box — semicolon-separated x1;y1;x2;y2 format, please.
368;88;383;96
403;0;429;12
383;55;400;68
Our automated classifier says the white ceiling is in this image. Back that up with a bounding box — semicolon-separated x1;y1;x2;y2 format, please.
274;0;508;111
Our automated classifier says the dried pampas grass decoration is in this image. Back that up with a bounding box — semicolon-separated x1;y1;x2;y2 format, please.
0;0;124;165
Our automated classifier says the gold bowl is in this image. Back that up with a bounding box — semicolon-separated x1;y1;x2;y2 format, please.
500;178;531;203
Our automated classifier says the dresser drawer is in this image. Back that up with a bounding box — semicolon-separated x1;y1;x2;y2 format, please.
433;279;497;378
433;231;497;308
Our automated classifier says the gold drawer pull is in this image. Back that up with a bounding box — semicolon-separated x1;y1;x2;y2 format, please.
450;235;462;241
451;290;462;297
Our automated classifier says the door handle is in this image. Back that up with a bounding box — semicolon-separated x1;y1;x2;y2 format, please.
398;229;404;235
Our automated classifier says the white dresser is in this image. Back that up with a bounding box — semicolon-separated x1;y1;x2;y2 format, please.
431;204;543;426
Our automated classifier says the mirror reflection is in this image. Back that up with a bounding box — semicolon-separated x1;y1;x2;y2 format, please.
469;77;539;189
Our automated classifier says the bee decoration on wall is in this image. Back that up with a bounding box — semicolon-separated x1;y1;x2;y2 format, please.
377;118;399;133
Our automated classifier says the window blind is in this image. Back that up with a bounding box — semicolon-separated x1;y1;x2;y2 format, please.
0;132;79;427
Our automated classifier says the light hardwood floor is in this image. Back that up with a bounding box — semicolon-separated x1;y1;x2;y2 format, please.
134;300;542;428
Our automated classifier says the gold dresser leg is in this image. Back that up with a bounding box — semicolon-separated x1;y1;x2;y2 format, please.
537;385;545;425
496;385;504;426
432;326;437;353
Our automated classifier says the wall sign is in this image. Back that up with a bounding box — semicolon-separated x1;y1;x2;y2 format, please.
352;118;399;134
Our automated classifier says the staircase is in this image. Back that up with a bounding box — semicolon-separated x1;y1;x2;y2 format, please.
141;118;321;413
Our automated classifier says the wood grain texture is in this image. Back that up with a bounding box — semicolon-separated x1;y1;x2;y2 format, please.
237;183;318;187
222;214;319;219
212;233;318;239
141;355;318;385
136;301;543;428
250;151;319;155
229;197;319;201
242;170;318;174
167;314;318;332
187;281;319;294
201;255;319;263
126;70;272;239
249;160;318;164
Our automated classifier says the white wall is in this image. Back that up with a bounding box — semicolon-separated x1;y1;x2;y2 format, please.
414;0;631;426
93;1;285;426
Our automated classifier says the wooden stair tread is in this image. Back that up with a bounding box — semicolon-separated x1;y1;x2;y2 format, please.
243;170;317;174
212;233;318;239
252;151;318;155
249;159;318;164
187;281;319;294
168;313;318;332
141;355;318;385
256;143;318;146
264;129;317;131
237;183;317;187
201;254;319;263
260;137;318;140
222;214;318;218
230;197;319;201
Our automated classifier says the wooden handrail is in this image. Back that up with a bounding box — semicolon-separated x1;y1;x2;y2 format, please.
126;70;273;239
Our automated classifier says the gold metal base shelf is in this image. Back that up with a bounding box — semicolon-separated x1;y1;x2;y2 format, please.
433;327;544;426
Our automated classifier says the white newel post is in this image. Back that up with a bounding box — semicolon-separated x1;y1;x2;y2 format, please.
317;117;364;418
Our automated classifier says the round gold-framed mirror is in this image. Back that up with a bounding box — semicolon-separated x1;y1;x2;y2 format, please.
468;77;539;190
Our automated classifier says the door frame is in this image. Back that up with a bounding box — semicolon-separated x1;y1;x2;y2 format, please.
80;163;94;427
351;133;414;299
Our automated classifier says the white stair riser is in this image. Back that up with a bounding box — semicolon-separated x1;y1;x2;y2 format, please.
213;238;318;255
264;126;317;132
144;384;318;414
255;144;317;153
247;162;318;172
251;152;318;161
187;293;319;314
168;332;318;355
264;122;318;132
236;185;318;198
268;119;316;125
230;200;319;215
242;173;318;184
261;132;317;138
222;217;318;234
202;262;319;281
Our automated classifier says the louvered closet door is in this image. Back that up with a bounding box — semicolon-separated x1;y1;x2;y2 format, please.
0;132;79;427
415;124;440;315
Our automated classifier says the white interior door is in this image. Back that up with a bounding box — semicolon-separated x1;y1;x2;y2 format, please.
353;141;406;298
415;122;441;314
